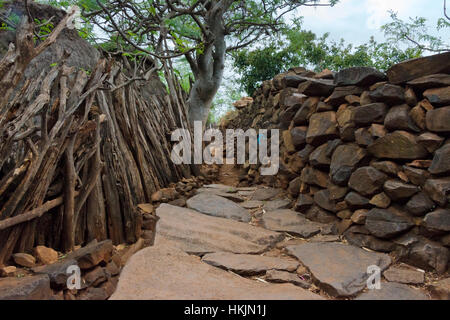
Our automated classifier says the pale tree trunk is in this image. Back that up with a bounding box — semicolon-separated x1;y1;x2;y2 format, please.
186;0;231;126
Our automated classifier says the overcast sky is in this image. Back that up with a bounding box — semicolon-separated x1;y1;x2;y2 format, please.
297;0;446;45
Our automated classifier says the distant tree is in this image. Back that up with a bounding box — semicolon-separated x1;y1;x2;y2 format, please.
233;23;422;96
381;0;450;53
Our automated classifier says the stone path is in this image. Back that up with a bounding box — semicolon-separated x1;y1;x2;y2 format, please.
113;183;433;300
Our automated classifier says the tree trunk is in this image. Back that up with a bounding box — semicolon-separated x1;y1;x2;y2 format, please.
187;79;219;125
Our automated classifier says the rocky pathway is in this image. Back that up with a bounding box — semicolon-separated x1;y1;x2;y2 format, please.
112;176;436;300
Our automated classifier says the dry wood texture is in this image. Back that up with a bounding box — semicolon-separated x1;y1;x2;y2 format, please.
0;8;193;263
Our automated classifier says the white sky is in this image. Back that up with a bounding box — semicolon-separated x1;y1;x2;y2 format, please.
298;0;446;45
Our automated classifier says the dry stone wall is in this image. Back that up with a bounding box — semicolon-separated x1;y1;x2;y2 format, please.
223;52;450;274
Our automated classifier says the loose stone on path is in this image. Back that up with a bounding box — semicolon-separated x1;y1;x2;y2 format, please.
262;209;324;238
355;282;429;300
286;242;391;297
187;193;251;222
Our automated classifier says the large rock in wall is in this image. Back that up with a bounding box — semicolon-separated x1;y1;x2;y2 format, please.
224;53;450;274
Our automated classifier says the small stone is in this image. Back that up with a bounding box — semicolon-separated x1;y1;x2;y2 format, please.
293;97;320;125
345;192;371;209
370;84;405;105
187;193;251;222
294;194;314;212
365;208;414;239
429;143;450;174
356;282;429;300
409;104;426;130
352;103;388;126
423;86;450;106
262;209;323;238
84;266;108;287
371;161;399;176
344;227;397;252
306;111;339;146
383;266;425;285
251;188;283;201
330;144;367;186
348;166;387;196
34;246;58;265
394;233;449;274
288;177;302;197
314;189;336;213
337;210;353;219
309;143;331;169
305;205;339;224
383;180;419;201
151;188;178;202
403;166;430;186
202;252;299;276
417;132;444;153
168;198;186;207
265;270;311;289
351;210;369;225
283;130;296;153
290;127;307;149
405;192;435;217
65;240;114;270
370;123;387;138
300;167;329;188
405;87;418;107
424;178;450;206
12;253;36;268
298;78;335;97
423;209;450;232
334;67;386;86
407;159;433;169
0;266;16;277
426;106;450;132
370;193;391;209
264;199;291;211
355;127;374;146
368;131;429;160
384;104;419;132
326;86;365;106
328;183;348;201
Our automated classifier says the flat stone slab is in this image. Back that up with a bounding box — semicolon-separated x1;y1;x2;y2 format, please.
202;184;238;192
286;242;391;297
110;240;323;300
201;252;299;275
262;210;324;238
356;282;429;300
265;270;311;289
240;200;264;209
263;199;291;211
196;188;245;202
0;274;52;300
383;265;425;285
187;193;251;222
251;188;283;201
156;204;283;255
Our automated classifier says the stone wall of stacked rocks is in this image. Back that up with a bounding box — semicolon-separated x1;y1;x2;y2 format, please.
223;52;450;274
